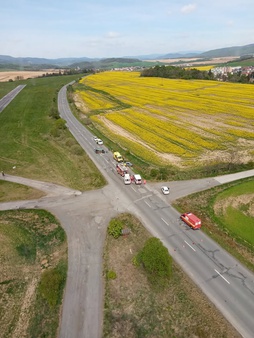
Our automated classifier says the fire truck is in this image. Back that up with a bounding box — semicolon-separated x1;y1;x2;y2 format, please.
180;212;201;230
116;164;128;177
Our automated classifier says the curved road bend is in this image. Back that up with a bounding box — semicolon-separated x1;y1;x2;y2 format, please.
0;84;253;337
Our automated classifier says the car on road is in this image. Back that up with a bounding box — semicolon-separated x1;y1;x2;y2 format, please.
96;139;103;145
94;147;105;154
125;161;133;167
161;186;170;195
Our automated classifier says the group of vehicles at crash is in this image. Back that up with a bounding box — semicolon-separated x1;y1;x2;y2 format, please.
115;156;142;185
93;136;202;230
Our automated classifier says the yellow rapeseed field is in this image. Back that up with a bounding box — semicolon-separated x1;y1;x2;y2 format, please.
187;65;215;71
76;71;254;167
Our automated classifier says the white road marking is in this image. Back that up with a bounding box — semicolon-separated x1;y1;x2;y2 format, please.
184;240;196;251
214;269;230;284
131;186;137;193
134;194;153;203
161;217;169;226
145;201;151;208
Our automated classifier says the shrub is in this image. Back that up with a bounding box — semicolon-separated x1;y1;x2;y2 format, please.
107;219;123;239
38;263;66;308
49;107;60;119
137;237;172;288
106;270;117;280
55;118;67;130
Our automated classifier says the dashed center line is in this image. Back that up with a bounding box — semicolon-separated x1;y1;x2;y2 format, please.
184;240;196;251
161;217;169;226
145;201;151;208
214;269;230;284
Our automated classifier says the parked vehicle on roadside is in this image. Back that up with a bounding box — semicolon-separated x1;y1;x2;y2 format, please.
113;151;124;162
134;174;142;185
116;163;128;176
123;173;131;184
180;212;201;230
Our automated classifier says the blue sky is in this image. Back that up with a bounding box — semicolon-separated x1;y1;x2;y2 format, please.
1;0;253;58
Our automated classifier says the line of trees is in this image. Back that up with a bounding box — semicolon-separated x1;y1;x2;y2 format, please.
140;65;214;80
140;65;254;83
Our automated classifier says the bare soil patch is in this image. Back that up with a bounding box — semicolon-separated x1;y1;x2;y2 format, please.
0;70;61;82
214;193;254;218
103;213;240;338
73;93;90;114
145;56;239;65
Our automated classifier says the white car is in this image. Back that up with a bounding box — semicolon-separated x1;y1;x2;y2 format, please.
93;136;99;142
96;139;103;145
161;186;170;195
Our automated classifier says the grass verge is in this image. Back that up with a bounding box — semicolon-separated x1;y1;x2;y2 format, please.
103;213;240;338
173;177;254;272
0;75;106;192
0;180;45;202
0;209;67;338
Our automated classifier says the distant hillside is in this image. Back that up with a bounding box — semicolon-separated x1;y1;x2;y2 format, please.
161;52;202;59
1;43;254;70
199;43;254;58
69;58;159;70
219;56;254;67
0;55;97;68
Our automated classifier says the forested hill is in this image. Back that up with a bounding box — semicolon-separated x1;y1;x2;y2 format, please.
140;65;213;80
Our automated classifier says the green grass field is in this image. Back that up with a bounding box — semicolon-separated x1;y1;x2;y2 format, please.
213;180;254;246
0;81;20;98
0;75;106;191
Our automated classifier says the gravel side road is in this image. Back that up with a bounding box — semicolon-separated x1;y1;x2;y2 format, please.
0;174;134;338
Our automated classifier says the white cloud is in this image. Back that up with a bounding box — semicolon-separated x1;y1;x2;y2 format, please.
181;3;197;14
105;31;121;39
226;20;234;27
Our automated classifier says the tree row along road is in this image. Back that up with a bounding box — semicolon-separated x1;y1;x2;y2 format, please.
0;83;254;338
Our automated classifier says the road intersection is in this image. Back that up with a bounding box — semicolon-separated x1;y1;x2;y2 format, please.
0;84;254;338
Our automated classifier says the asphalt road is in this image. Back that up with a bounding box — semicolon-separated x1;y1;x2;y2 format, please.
0;83;253;338
0;85;26;113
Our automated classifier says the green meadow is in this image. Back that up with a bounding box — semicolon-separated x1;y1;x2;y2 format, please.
0;75;106;191
213;180;254;246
